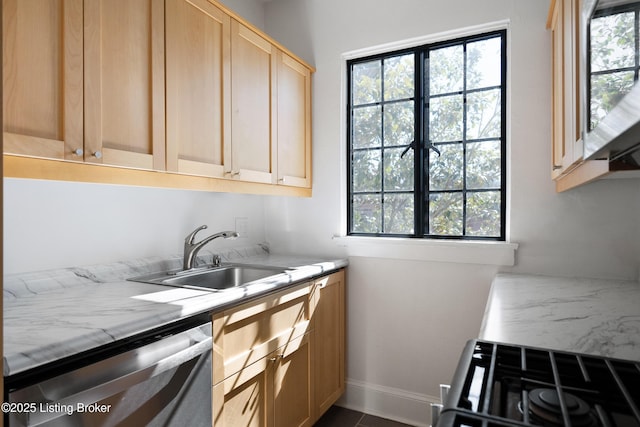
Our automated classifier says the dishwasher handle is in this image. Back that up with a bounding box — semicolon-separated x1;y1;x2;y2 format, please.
12;322;212;426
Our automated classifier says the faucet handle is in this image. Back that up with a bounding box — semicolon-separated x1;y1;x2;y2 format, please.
212;254;222;267
185;225;208;244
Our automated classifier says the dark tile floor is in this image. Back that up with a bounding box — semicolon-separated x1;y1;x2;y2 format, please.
313;406;416;427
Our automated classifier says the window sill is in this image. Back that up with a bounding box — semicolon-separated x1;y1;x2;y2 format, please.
332;236;518;266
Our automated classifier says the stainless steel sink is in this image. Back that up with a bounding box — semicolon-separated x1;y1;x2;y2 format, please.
129;264;287;291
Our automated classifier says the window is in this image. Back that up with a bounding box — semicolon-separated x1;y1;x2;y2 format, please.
347;30;507;240
589;3;640;130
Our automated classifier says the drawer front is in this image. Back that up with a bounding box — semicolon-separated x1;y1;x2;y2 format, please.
213;282;311;383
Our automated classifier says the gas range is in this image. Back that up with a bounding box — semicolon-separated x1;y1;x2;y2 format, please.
435;340;640;427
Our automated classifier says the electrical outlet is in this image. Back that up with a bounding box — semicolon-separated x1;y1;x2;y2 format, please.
235;217;248;238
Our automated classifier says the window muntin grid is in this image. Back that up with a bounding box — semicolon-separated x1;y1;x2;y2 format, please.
347;31;506;240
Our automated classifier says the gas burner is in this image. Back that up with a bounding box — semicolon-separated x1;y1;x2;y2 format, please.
436;341;640;427
527;388;597;427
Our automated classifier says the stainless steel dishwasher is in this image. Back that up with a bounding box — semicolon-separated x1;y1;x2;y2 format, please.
7;318;212;427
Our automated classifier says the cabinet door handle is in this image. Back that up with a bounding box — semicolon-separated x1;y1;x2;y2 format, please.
72;148;83;156
93;151;103;159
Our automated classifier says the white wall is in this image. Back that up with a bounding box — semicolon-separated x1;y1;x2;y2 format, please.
221;0;265;29
262;0;640;424
3;178;266;275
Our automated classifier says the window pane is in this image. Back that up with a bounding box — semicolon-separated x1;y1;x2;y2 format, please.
384;101;414;147
384;147;414;191
384;193;414;234
467;140;501;189
353;105;382;148
590;71;635;129
352;194;381;233
466;89;501;140
353;60;381;105
466;191;501;237
430;95;463;142
429;143;463;191
353;150;381;192
348;31;505;240
467;37;501;90
429;45;463;95
591;12;635;72
384;55;414;101
429;192;463;236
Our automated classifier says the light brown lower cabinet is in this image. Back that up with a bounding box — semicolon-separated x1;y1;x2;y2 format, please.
311;270;346;418
211;269;345;427
212;333;312;427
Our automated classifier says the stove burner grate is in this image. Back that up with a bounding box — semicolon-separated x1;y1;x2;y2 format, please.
437;340;640;427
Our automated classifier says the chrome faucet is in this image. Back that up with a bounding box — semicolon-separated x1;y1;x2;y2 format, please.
183;225;239;270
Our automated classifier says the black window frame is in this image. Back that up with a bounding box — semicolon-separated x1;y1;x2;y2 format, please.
347;29;507;241
588;3;640;131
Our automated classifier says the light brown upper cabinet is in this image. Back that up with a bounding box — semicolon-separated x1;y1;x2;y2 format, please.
229;19;276;184
84;0;166;169
3;0;83;160
3;0;166;168
3;0;314;196
229;21;313;188
276;51;312;188
546;0;637;192
165;0;230;178
548;0;582;180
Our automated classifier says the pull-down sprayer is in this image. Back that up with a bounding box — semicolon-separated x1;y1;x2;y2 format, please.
183;225;239;271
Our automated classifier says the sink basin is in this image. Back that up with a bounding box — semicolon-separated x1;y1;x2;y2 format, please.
129;264;287;291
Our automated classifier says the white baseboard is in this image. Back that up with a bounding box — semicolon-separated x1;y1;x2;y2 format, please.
335;378;440;427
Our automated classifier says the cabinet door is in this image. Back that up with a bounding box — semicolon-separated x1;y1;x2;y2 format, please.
273;333;313;427
2;0;83;160
549;0;582;178
276;50;312;188
550;0;565;177
311;270;345;420
213;334;312;427
165;0;230;177
84;0;165;169
230;19;276;184
562;0;582;169
213;353;271;427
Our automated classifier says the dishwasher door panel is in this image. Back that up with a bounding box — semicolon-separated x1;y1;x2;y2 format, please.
8;322;212;427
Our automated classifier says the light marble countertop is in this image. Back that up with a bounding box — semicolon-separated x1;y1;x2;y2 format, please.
3;245;347;377
479;273;640;361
